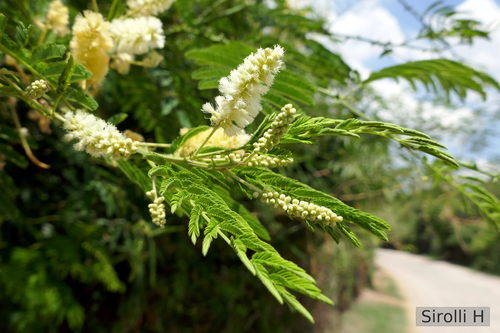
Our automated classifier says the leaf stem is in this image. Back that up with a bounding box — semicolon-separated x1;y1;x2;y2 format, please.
91;0;99;12
137;142;172;148
337;101;371;120
192;146;245;159
36;25;48;47
192;125;218;156
223;170;262;194
107;0;121;20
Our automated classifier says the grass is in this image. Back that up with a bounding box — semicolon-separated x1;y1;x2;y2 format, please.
339;270;407;333
377;270;403;299
340;303;407;333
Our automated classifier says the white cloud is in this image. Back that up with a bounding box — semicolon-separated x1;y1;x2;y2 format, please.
453;0;500;80
324;0;500;81
305;0;499;158
366;79;489;159
371;80;476;131
456;0;500;25
323;0;406;78
287;0;333;14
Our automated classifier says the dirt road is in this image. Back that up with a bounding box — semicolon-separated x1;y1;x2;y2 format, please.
376;249;500;333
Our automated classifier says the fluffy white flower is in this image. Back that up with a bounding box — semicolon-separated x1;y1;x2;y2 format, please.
62;110;138;159
127;0;175;16
202;45;284;135
46;0;69;37
70;11;113;88
110;16;165;55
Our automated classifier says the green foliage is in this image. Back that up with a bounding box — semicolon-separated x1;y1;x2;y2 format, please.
31;44;66;63
364;59;500;100
186;42;316;112
0;0;498;331
285;116;459;166
235;167;390;245
420;2;490;44
0;171;20;219
428;161;500;228
147;165;332;322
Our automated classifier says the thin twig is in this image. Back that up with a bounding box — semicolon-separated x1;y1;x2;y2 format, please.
107;0;121;20
137;142;172;148
192;126;218;156
223;170;262;194
91;0;99;12
8;101;50;169
333;33;440;53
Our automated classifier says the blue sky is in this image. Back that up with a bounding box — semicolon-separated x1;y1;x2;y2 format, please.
290;0;500;165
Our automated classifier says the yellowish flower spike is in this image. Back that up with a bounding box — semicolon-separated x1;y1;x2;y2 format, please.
176;127;250;157
70;11;113;89
25;80;50;99
46;0;69;37
245;154;293;168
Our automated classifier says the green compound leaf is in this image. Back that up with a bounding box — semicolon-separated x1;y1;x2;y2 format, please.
364;59;500;100
31;44;66;63
186;42;316;110
117;160;151;191
66;87;98;111
284;116;459;167
235;167;391;245
154;167;332;322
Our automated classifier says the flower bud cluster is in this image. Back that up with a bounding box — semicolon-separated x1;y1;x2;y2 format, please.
146;190;166;226
196;153;241;167
62;110;138;159
197;152;292;169
25;80;50;99
246;154;293;168
260;191;343;224
253;104;296;153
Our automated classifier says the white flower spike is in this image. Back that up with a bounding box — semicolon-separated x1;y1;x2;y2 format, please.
62;110;138;159
202;45;284;135
109;16;165;55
